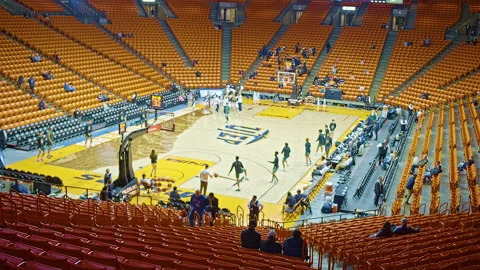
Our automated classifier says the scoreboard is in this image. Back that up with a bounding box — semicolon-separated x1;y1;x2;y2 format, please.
150;94;163;110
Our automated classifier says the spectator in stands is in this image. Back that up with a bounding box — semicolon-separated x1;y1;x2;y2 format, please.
140;174;153;194
12;182;30;194
169;186;181;201
248;195;264;221
294;189;312;214
283;229;308;259
103;168;112;185
423;161;442;183
260;231;282;254
420;92;429;100
370;44;376;49
189;189;208;227
458;156;475;172
408;103;414;116
374;176;384;207
424;37;430;47
393;218;420;235
410;154;428;174
335;153;353;172
28;76;35;94
100;185;109;201
405;173;416;204
310;47;316;56
326;41;331;53
285;192;296;210
41;70;54;80
39;99;46;110
270;75;275;81
241;220;261;249
53;52;61;62
381;150;395;170
370;221;394;238
64;82;76;92
98;91;110;102
17;75;24;86
131;92;137;103
30;53;42;62
372;120;380;141
331;64;338;74
206;192;219;226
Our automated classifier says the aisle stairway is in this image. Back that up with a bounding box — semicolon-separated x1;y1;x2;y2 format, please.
301;27;342;95
369;31;398;100
239;24;289;85
221;23;233;83
404;0;418;30
157;19;192;67
352;2;368;27
391;41;461;97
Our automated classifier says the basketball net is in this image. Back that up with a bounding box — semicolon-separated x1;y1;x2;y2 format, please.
282;77;290;88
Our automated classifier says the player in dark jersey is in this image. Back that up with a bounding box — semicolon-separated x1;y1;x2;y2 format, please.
37;131;45;162
281;142;291;169
329;119;337;138
85;120;93;147
228;156;246;192
316;129;325;154
305;138;312;166
46;126;54;159
269;151;279;184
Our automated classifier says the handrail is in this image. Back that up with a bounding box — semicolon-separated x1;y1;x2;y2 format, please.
114;203;128;227
438;202;449;214
236;205;245;226
36;194;51;214
0;193;18;224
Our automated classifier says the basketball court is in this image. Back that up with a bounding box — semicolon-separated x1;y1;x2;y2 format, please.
8;100;368;221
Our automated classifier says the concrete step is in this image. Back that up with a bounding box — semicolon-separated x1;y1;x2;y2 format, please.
322;3;340;26
404;3;417;30
240;24;290;85
439;107;451;209
455;105;472;207
221;23;233;82
352;2;368;27
369;31;398;100
392;41;462;97
302;27;342;95
157;19;192;67
133;0;147;17
157;0;176;18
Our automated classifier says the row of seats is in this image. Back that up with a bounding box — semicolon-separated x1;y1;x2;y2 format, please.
308;4;391;101
15;0;63;13
0;10;165;104
0;192;311;269
300;213;480;269
242;2;332;94
229;0;289;84
0;33;118;113
0;80;58;130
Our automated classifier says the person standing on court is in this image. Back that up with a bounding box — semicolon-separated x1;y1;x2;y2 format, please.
374;176;384;207
150;149;157;178
325;134;333;158
269;151;280;183
104;169;112;185
84;120;93;147
189;189;208;227
37;131;45;162
329;119;337;138
229;156;246;192
281;143;291;169
247;195;264;221
46;126;54;159
316;129;325;154
305;138;312;166
199;164;213;195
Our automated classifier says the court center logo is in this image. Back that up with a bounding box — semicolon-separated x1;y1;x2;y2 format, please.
217;125;269;145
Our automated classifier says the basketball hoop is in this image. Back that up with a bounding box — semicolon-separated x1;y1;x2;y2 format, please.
282;77;290;88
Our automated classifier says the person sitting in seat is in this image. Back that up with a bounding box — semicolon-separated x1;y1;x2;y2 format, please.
169;186;181;201
30;53;42;62
335;153;353;172
41;70;54;80
64;82;76;92
283;229;308;259
458;156;475;172
393;218;420;235
195;71;201;77
241;220;261;249
39;99;46;110
98;92;110;102
260;231;282;254
370;220;394;238
285;192;296;210
420;92;429;99
294;189;312;214
131;92;137;103
423;160;442;183
53;51;61;62
140;174;153;194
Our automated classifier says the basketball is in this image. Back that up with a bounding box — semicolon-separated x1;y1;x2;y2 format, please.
214;172;219;178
